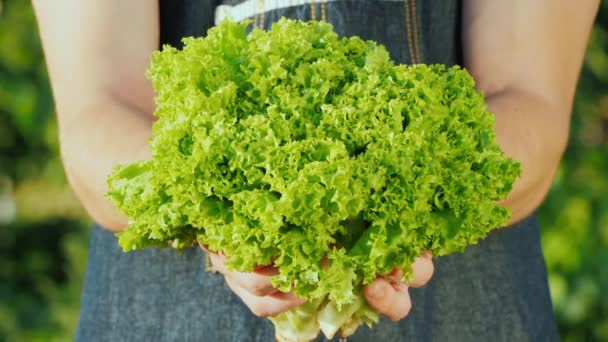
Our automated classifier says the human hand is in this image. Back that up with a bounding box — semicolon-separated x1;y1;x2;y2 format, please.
363;252;434;321
202;245;305;317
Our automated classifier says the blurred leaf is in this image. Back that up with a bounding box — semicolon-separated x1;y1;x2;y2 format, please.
539;4;608;339
586;27;608;82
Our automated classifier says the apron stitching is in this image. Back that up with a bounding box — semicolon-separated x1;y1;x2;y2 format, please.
205;253;213;272
252;2;258;28
411;0;422;62
259;0;265;29
321;0;327;22
404;0;416;64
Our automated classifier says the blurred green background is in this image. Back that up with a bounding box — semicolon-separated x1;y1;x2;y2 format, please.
0;0;606;341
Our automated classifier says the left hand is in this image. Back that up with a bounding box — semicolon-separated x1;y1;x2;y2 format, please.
202;245;305;318
363;251;434;321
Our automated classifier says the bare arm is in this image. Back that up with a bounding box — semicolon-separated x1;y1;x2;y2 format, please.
32;0;159;231
32;0;313;317
462;0;599;224
363;1;599;323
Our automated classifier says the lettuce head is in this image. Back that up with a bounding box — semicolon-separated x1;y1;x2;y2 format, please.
107;18;521;341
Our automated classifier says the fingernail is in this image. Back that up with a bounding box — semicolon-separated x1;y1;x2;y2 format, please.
369;280;387;298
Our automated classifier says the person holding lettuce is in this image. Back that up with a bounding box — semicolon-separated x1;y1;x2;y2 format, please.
32;0;598;341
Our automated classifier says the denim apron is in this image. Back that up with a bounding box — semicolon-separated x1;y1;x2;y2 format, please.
76;1;559;341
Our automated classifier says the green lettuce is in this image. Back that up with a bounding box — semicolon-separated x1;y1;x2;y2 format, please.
107;18;521;341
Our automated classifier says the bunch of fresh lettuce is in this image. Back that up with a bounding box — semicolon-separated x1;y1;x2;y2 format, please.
107;18;521;341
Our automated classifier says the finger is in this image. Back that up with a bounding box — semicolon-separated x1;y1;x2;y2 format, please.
199;243;210;252
363;277;412;322
203;247;278;276
225;276;305;317
208;252;278;297
207;250;230;274
386;252;434;289
253;264;280;276
229;270;279;297
409;253;434;288
198;243;225;256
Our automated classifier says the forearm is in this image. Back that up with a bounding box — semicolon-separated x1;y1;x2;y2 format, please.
487;87;570;224
460;0;598;224
62;89;566;230
59;96;153;231
31;0;159;232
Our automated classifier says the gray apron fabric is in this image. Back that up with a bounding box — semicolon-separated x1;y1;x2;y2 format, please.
76;1;559;341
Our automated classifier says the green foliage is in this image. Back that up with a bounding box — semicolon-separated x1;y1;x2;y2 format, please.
0;1;89;341
537;2;608;341
110;18;518;297
0;0;606;341
108;19;519;340
0;0;56;181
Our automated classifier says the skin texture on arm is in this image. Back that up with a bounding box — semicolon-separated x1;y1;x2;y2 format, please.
462;0;600;224
32;0;159;231
32;0;316;320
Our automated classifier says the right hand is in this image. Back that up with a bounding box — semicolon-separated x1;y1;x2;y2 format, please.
363;251;434;321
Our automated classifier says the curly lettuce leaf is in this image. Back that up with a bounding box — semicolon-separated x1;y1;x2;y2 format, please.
107;18;521;340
